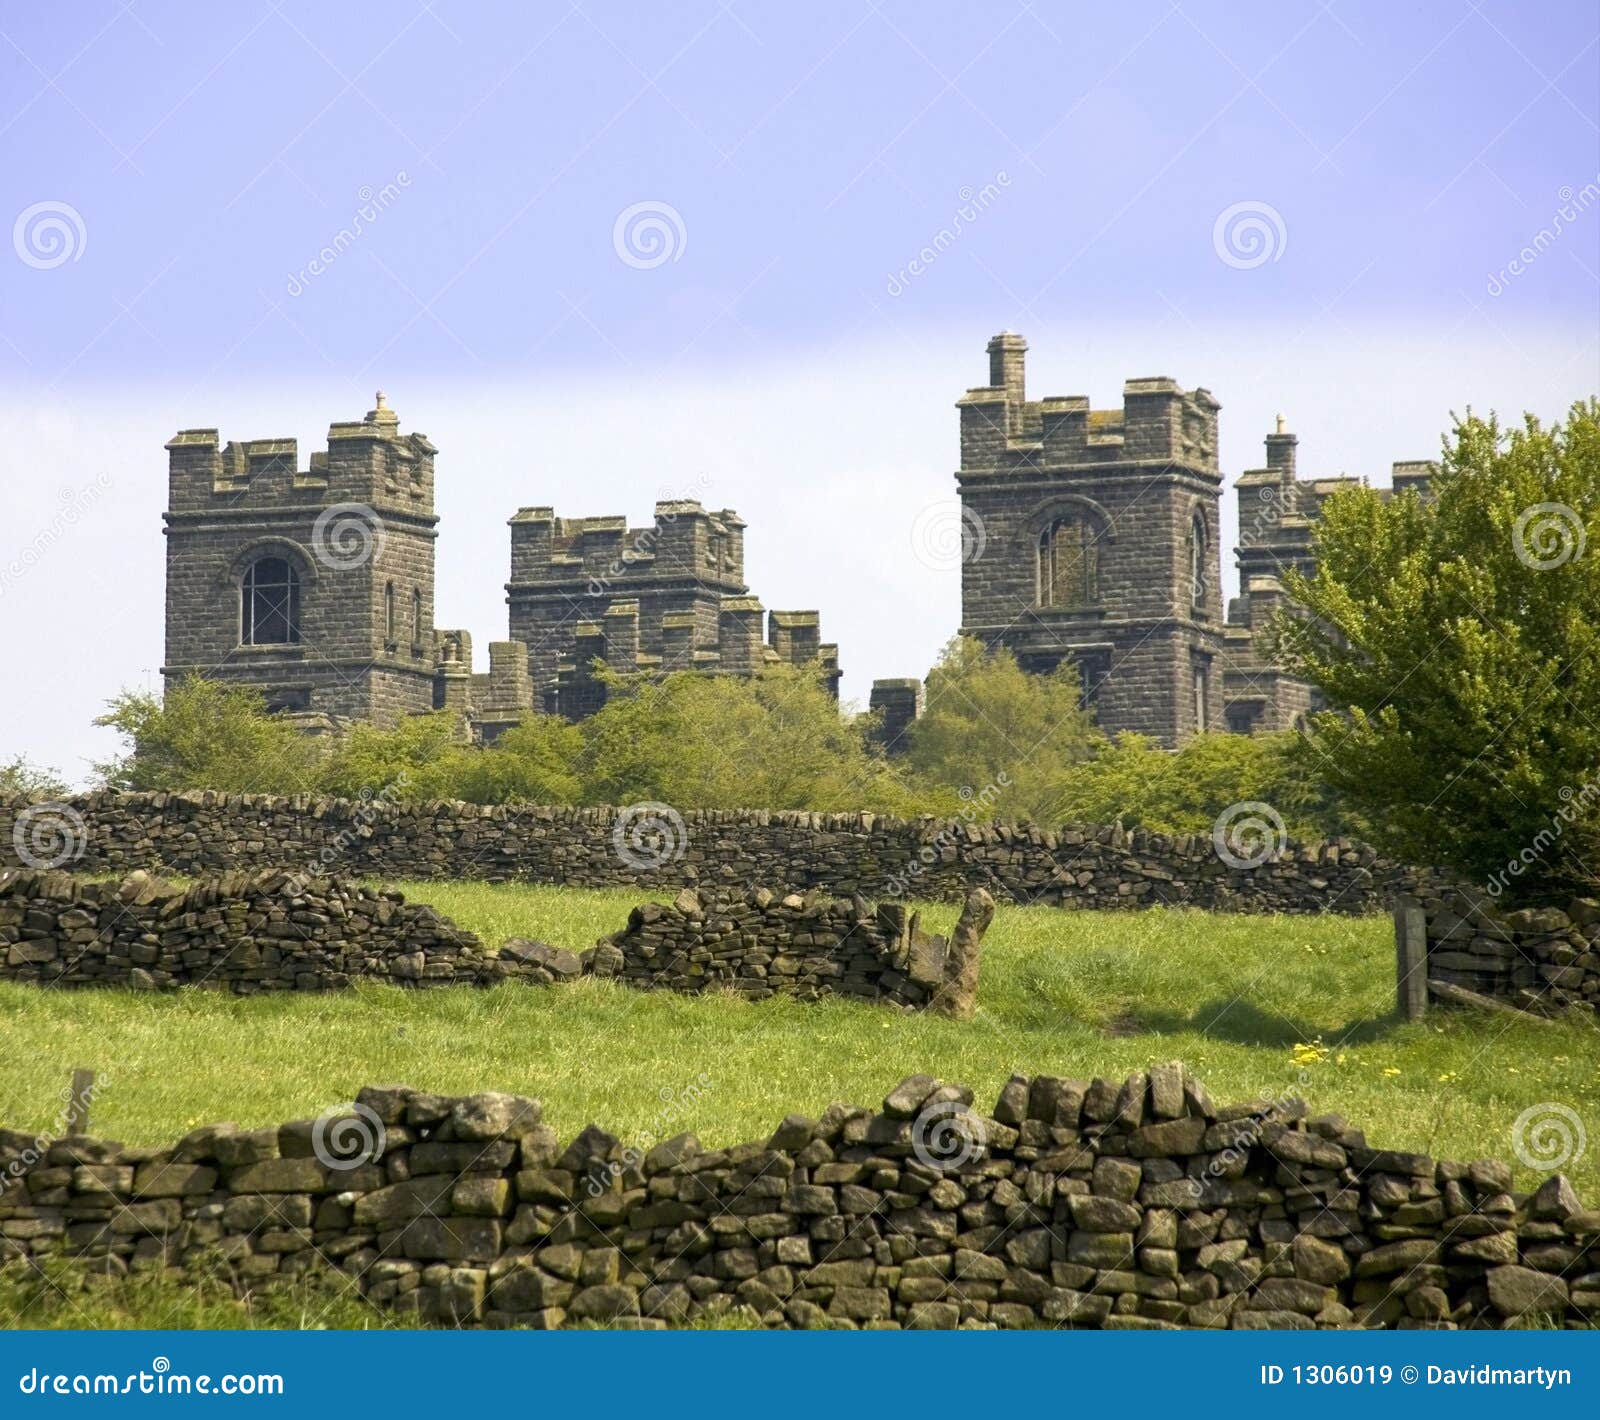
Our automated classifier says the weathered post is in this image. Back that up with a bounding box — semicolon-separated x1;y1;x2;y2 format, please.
65;1067;96;1136
1393;895;1428;1022
931;887;995;1019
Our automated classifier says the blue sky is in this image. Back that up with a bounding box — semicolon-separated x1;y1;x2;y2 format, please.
2;0;1597;780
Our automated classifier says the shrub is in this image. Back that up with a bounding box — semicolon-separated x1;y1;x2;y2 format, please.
94;678;319;795
900;638;1102;820
1045;731;1361;841
577;664;918;813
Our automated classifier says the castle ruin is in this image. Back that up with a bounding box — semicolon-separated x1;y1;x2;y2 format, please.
162;338;1427;748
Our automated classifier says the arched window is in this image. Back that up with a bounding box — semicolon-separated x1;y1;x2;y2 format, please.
411;588;422;646
1037;514;1101;608
385;583;396;644
241;557;300;645
1188;512;1208;609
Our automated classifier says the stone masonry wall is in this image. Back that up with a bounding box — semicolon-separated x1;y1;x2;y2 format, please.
1409;880;1600;1018
0;868;497;993
0;870;987;1013
1;1067;1594;1330
0;792;1396;915
598;886;991;1013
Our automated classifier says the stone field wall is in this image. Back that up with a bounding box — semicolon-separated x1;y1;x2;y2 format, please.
1407;881;1600;1018
1;1066;1594;1330
0;792;1397;915
0;869;988;1013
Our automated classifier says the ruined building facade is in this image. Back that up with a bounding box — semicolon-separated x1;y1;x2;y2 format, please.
164;344;1427;752
878;333;1430;748
162;396;836;741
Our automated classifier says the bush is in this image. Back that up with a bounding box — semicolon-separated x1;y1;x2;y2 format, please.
577;665;918;813
1281;402;1600;902
900;638;1102;820
1046;731;1361;841
94;678;319;795
0;755;68;798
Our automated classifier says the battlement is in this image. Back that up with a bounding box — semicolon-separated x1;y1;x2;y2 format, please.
509;499;746;589
958;334;1219;475
545;593;841;718
165;393;436;514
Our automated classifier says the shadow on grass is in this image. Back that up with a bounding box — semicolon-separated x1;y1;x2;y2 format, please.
1136;998;1401;1048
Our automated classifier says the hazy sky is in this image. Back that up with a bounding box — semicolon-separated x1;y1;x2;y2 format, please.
2;0;1597;783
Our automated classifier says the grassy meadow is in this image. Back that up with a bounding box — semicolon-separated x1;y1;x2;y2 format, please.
2;881;1597;1200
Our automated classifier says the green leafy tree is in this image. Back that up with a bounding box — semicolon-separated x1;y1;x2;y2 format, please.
451;715;584;805
313;711;463;800
578;664;917;813
1047;731;1360;841
1280;402;1600;902
95;677;319;794
899;637;1104;821
0;756;70;799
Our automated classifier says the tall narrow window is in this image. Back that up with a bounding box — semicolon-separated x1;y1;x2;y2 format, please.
385;583;396;644
241;557;300;645
1037;515;1100;607
411;588;422;646
1194;666;1209;731
1189;513;1208;609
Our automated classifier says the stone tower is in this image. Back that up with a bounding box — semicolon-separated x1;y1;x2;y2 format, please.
956;333;1225;747
162;393;439;727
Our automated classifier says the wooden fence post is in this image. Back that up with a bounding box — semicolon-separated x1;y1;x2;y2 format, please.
1393;895;1428;1022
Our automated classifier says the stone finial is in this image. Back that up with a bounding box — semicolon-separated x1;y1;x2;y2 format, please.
1274;413;1287;435
366;390;399;426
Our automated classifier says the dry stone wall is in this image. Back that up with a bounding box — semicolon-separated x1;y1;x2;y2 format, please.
0;792;1395;915
0;869;987;1013
0;868;498;993
1409;881;1600;1018
596;886;992;1014
2;1067;1594;1330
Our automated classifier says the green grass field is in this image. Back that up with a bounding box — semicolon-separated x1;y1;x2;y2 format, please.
2;882;1596;1202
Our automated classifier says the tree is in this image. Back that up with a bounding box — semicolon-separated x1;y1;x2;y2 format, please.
578;664;918;813
1045;730;1361;841
0;756;69;799
1280;401;1600;902
314;711;463;800
95;677;319;794
452;715;584;805
900;637;1103;821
